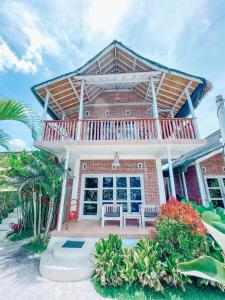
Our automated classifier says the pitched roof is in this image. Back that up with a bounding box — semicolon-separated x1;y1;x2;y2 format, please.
163;130;222;175
31;40;212;120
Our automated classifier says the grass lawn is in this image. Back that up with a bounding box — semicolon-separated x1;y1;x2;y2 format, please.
23;237;49;254
93;280;225;300
8;230;33;241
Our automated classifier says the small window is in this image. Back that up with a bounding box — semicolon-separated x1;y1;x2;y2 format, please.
126;109;131;116
147;109;151;115
112;165;117;170
201;167;206;173
105;110;110;117
223;167;225;173
82;163;87;171
85;111;90;117
138;162;143;170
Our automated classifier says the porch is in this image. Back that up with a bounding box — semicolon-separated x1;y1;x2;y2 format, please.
51;220;154;239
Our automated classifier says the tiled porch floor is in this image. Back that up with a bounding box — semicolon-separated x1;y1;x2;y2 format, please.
52;220;155;239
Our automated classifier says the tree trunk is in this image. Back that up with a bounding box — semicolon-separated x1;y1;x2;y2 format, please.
38;192;42;236
44;195;54;242
32;185;37;240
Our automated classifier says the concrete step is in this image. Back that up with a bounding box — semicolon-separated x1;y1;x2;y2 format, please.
40;250;93;282
2;217;18;225
0;223;10;231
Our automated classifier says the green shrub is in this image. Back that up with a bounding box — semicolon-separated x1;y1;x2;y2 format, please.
93;234;123;287
120;248;138;284
156;218;209;262
134;238;164;292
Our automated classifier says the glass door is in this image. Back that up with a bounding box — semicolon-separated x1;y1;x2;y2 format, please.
82;177;99;218
205;177;225;208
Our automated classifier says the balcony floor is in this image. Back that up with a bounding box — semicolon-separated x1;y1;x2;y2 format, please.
51;220;155;239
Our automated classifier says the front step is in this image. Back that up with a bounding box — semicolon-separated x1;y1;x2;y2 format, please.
2;217;18;225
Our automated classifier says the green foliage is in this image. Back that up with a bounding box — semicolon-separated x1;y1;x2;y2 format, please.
23;236;49;254
0;98;41;150
8;230;33;241
93;234;123;287
120;248;138;284
202;211;221;225
134;238;164;292
93;279;225;300
156;218;209;261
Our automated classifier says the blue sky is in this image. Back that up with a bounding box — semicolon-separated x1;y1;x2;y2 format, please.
0;0;225;150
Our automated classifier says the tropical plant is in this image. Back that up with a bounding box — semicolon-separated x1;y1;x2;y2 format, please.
178;220;225;288
134;238;165;292
120;248;138;284
0;98;41;150
160;198;206;234
0;151;65;242
93;234;123;287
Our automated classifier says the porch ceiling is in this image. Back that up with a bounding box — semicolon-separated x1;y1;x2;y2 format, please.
31;40;212;120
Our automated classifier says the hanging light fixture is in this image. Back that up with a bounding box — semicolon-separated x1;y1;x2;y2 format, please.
112;152;120;168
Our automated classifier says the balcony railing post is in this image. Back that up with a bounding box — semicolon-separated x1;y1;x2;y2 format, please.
185;87;200;139
150;78;162;139
76;80;85;141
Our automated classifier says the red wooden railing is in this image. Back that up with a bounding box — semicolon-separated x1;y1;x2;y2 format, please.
43;118;196;142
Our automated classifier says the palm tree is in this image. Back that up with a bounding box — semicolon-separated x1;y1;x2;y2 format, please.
0;98;41;150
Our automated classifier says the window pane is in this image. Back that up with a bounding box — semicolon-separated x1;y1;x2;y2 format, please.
117;189;127;200
85;177;98;188
223;178;225;186
117;202;128;212
131;189;142;200
103;189;113;201
103;177;113;188
212;200;225;208
84;190;98;202
83;203;97;215
209;189;222;199
207;178;219;188
116;177;127;188
131;202;141;212
130;177;141;187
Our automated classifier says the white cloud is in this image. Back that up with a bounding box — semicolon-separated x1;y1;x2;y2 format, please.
8;138;27;151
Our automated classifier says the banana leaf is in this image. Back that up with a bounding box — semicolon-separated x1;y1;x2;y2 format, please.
177;256;225;285
203;221;225;252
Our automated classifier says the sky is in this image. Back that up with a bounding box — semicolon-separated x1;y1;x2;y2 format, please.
0;0;225;151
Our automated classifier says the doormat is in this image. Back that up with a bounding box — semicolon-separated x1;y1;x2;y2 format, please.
62;240;85;248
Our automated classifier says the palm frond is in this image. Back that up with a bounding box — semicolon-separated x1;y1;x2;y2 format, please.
0;98;42;140
0;128;11;150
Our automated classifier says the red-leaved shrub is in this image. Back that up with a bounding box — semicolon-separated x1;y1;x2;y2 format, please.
159;198;206;235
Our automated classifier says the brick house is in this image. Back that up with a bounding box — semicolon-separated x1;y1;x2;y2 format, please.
31;40;211;232
164;130;225;208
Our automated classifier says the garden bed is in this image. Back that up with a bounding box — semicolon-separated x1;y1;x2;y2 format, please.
94;280;225;300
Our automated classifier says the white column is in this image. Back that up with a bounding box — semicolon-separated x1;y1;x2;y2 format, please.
167;148;176;197
71;157;80;211
185;87;200;139
181;172;188;199
76;80;85;141
57;150;70;231
216;95;225;145
42;90;50;121
151;78;162;139
195;161;206;206
156;159;166;204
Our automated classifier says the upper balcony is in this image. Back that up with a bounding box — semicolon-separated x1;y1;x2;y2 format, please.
43;117;196;142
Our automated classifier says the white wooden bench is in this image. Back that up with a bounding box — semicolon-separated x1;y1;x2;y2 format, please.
140;204;159;227
101;204;123;228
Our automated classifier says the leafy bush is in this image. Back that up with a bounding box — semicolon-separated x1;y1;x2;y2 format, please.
160;199;206;235
93;234;123;287
120;248;137;284
156;218;209;261
134;238;164;292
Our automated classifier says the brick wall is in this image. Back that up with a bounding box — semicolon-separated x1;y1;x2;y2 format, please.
200;153;225;175
76;159;160;216
83;91;151;120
